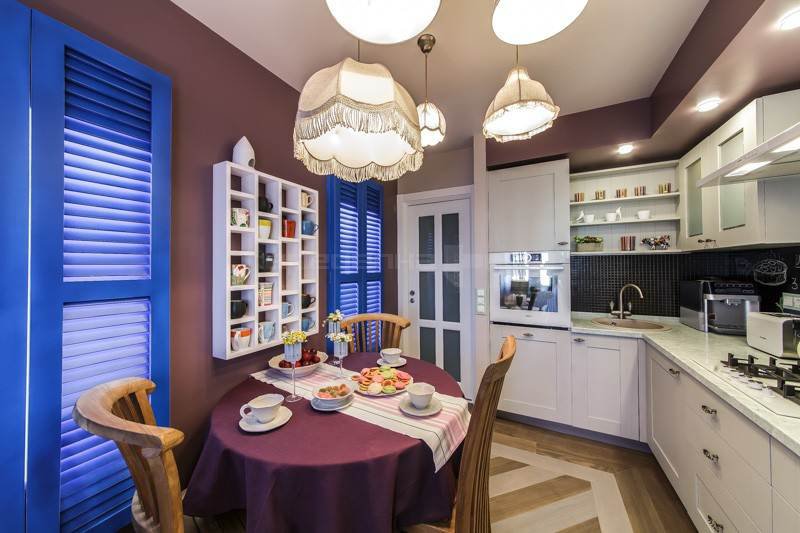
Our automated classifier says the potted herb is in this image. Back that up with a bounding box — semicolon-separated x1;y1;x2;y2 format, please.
575;235;604;252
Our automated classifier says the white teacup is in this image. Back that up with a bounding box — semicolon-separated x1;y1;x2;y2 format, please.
606;212;618;222
407;382;435;409
637;209;651;220
381;348;402;364
584;214;596;223
240;393;283;424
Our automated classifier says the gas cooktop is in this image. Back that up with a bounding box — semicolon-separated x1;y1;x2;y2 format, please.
694;352;800;418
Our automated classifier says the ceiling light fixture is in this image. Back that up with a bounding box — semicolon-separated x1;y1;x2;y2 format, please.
696;97;722;113
725;160;771;177
773;136;800;153
326;0;441;44
617;143;634;155
416;34;446;148
492;0;588;45
483;46;559;143
293;58;422;182
778;7;800;31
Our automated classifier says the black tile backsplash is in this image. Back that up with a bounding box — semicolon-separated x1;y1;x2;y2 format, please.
571;246;800;317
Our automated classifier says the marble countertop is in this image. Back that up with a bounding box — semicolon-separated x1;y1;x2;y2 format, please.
571;312;800;457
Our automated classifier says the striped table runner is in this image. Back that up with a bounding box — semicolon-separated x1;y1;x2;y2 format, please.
251;364;470;472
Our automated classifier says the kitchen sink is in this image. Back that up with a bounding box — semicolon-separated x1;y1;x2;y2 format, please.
591;317;672;331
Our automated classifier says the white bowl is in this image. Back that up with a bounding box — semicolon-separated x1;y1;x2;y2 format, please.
268;351;328;377
313;382;354;404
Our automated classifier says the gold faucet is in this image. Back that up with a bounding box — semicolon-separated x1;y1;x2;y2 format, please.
611;283;644;318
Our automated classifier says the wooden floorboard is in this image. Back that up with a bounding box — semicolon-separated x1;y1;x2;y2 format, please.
558;516;602;533
489;455;530;476
489;474;592;522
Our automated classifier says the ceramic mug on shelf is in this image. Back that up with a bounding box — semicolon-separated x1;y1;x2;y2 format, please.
230;299;248;319
231;207;250;228
240;393;283;424
258;282;274;307
231;264;251;285
300;191;313;208
584;214;596;223
301;294;316;309
259;219;273;240
637;209;651;220
259;196;274;213
301;317;315;332
281;301;294;318
230;327;252;351
258;321;276;343
282;219;297;238
301;220;319;235
605;212;618;222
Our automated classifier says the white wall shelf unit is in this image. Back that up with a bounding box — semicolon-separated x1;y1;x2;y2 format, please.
212;161;319;360
570;161;680;254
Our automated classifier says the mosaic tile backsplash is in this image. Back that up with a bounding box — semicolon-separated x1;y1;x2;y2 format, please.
571;246;800;317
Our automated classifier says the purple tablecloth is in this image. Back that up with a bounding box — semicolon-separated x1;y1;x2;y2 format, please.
183;353;463;533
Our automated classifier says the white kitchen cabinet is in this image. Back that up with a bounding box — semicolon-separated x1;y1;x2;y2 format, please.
677;139;716;251
571;334;639;439
493;323;572;424
488;159;570;252
646;345;687;498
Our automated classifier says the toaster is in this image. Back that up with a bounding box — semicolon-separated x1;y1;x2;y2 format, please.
746;312;800;357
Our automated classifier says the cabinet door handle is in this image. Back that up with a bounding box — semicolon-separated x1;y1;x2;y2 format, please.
573;338;585;343
703;448;719;464
668;368;680;377
557;241;568;246
521;332;534;338
707;514;724;532
701;404;717;416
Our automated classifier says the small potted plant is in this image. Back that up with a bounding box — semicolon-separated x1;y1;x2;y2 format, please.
575;235;604;252
324;309;344;335
641;235;671;250
326;331;353;379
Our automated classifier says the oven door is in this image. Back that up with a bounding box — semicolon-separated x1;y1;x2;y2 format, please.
490;263;570;327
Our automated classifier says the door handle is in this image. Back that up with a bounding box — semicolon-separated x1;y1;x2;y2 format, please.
703;448;719;464
701;404;717;416
573;338;585;343
557;241;568;246
521;332;534;338
668;368;680;377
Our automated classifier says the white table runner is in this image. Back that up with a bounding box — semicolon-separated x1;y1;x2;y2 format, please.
251;364;470;472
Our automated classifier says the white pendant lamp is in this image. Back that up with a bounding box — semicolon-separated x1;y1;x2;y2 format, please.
293;57;423;182
483;48;559;142
326;0;441;44
492;0;588;45
416;34;446;148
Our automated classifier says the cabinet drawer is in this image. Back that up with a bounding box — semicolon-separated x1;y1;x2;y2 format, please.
683;374;770;481
773;489;800;533
771;439;800;512
691;467;761;533
695;473;742;533
687;409;771;532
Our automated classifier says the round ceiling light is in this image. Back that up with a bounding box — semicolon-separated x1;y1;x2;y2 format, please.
696;97;722;113
293;58;423;182
779;7;800;31
492;0;589;45
483;65;560;143
617;143;634;155
326;0;441;44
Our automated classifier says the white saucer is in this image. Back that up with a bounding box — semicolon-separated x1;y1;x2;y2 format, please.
399;397;442;417
311;395;354;412
376;357;407;368
238;406;292;432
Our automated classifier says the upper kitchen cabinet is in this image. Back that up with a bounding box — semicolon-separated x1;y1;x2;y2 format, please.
488;159;570;252
678;89;800;250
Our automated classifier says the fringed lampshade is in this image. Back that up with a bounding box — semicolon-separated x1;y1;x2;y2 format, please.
483;65;560;143
293;58;423;182
417;101;446;147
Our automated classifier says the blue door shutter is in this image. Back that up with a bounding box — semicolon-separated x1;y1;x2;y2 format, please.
28;11;171;532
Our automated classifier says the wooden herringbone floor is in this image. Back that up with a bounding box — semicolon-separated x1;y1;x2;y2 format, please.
123;418;694;532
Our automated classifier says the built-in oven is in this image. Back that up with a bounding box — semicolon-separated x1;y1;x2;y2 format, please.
490;251;571;328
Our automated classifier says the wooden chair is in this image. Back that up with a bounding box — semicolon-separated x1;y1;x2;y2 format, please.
73;377;185;533
341;313;411;352
406;336;517;533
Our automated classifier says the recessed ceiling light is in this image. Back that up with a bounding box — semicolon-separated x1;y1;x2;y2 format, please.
779;7;800;31
617;143;634;155
696;97;722;113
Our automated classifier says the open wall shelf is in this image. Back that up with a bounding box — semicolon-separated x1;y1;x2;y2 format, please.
212;161;319;360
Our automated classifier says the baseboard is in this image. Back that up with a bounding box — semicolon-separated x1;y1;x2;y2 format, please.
496;411;653;454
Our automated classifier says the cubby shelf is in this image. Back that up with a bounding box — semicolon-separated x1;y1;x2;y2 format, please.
570;192;679;206
570;215;680;227
212;160;320;360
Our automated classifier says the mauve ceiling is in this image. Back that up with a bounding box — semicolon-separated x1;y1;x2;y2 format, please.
170;0;707;152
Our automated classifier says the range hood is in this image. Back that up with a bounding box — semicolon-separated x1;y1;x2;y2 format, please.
698;120;800;188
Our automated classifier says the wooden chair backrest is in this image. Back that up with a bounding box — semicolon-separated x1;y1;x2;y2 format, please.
454;336;516;533
340;313;411;353
73;377;185;533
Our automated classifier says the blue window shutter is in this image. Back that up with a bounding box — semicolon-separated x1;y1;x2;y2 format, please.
327;177;384;320
28;11;171;532
0;2;32;529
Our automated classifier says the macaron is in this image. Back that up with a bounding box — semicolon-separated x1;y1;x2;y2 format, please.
382;384;397;394
367;382;383;395
372;375;384;383
396;371;411;381
395;381;406;390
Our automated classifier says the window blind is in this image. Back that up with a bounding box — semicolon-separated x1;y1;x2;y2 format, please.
59;299;151;532
63;48;153;282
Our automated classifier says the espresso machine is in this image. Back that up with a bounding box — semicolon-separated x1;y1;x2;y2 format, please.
680;279;760;335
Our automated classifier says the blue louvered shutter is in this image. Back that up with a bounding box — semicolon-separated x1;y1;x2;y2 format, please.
327;178;383;319
28;12;171;533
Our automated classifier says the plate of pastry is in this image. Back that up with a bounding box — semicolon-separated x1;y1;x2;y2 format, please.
351;366;413;396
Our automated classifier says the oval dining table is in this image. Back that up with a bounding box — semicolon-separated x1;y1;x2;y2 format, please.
182;352;464;533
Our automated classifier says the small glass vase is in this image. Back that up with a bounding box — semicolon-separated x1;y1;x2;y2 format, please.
284;342;302;403
333;340;348;379
328;321;341;335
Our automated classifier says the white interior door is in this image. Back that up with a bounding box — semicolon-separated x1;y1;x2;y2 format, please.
404;198;472;393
